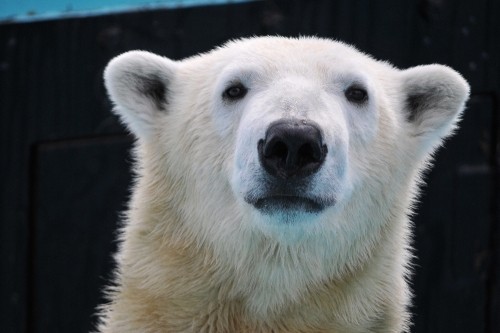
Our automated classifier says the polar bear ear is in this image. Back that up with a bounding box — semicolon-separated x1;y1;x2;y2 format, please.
104;51;178;138
401;64;470;152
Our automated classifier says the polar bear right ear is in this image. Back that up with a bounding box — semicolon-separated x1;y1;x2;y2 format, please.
104;51;178;138
400;64;470;154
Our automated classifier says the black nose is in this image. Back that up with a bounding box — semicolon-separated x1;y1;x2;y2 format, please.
258;120;327;179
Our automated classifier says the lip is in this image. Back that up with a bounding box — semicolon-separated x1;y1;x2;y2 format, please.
251;195;326;214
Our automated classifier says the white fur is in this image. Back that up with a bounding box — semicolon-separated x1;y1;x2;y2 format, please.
98;36;469;332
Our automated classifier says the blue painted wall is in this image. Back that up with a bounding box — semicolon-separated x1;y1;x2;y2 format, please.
0;0;255;23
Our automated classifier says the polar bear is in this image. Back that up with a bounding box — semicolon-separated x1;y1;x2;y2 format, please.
97;37;469;333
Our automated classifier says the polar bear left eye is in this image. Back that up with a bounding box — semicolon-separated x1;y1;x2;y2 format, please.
345;85;368;104
223;83;248;101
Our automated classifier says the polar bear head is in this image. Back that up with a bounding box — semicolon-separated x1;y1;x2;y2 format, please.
104;36;468;249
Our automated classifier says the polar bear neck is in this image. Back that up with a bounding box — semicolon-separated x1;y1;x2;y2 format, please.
119;143;413;329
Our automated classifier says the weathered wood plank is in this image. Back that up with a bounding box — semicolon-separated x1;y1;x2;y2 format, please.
412;95;495;332
31;136;132;332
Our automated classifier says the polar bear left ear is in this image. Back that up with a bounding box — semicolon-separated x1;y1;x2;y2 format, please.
104;51;178;138
401;64;470;152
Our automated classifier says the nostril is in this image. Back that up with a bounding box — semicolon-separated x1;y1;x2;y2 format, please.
262;140;288;174
297;143;319;165
265;140;288;160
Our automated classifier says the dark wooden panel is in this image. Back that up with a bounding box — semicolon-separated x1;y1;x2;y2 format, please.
412;94;495;332
0;21;126;333
488;93;500;333
363;0;414;67
410;0;457;66
91;1;265;60
486;0;500;90
451;0;491;92
408;0;494;92
31;136;132;332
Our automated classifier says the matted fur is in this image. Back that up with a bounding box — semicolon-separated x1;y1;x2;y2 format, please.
96;37;469;333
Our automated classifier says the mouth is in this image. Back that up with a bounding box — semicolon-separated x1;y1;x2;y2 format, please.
251;195;327;214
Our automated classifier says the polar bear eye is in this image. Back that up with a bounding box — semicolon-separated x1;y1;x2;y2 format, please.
223;83;248;101
345;85;368;104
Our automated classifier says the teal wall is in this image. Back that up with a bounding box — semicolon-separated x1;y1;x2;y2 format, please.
0;0;255;22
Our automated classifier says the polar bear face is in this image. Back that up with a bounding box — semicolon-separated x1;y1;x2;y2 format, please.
104;37;469;244
216;44;380;226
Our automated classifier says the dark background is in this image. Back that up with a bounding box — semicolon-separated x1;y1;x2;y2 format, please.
1;0;499;332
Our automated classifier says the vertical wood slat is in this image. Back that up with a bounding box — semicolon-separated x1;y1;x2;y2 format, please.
487;92;500;333
452;0;490;92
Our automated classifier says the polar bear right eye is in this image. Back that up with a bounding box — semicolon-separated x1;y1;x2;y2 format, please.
223;83;248;101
